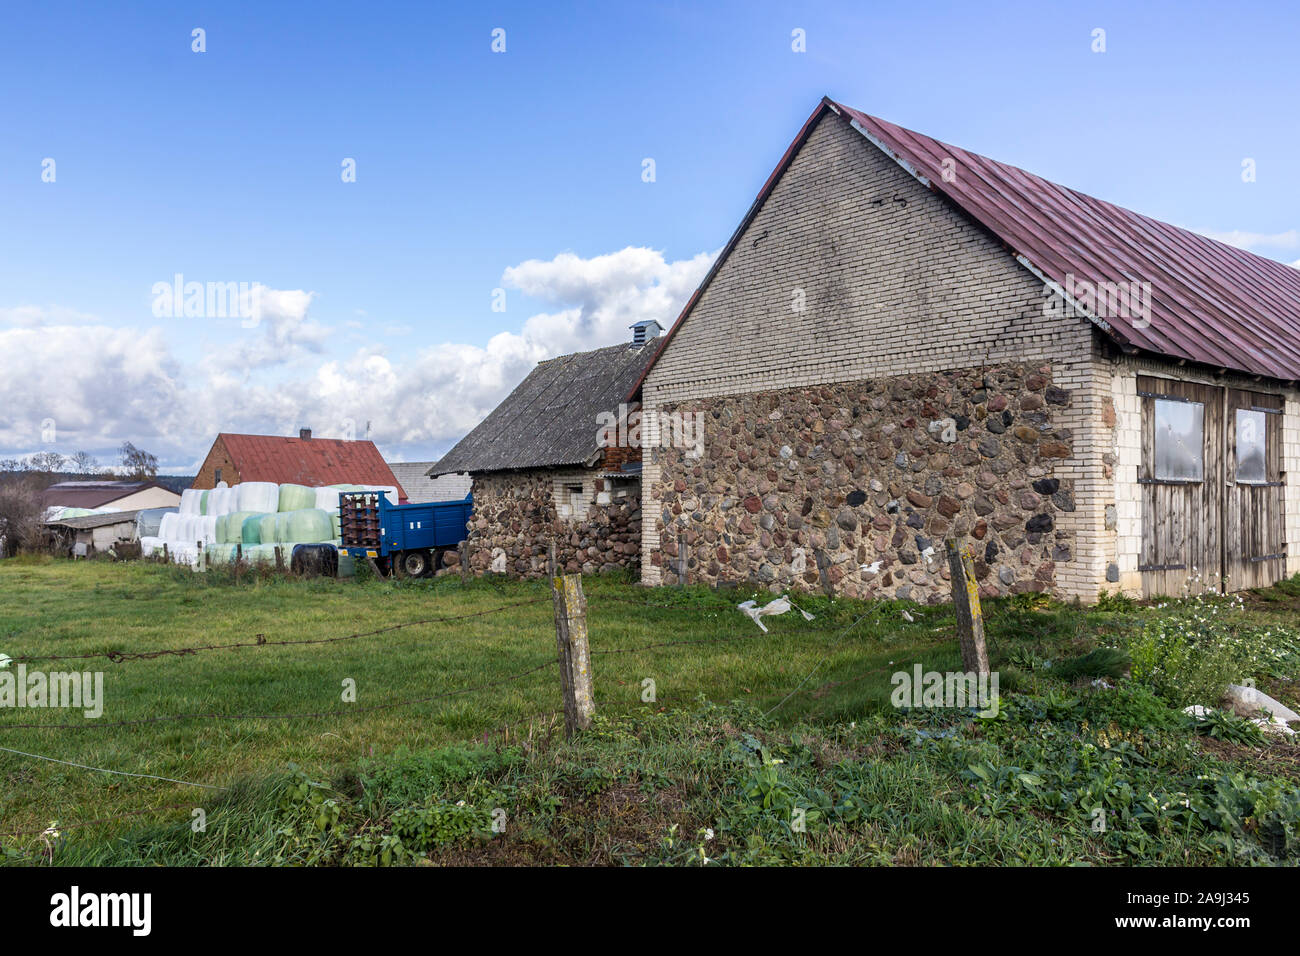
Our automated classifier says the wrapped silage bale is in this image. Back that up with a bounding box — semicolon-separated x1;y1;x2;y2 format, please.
275;508;333;544
199;490;210;515
158;512;180;541
179;489;200;515
241;514;265;545
139;536;162;557
235;482;279;514
331;513;342;539
200;515;218;545
278;483;318;513
314;485;341;513
257;513;279;544
221;511;261;544
246;543;279;565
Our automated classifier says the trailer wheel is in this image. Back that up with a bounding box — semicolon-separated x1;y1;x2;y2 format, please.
401;549;432;578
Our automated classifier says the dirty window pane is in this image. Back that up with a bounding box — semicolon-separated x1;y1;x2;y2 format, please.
1153;399;1203;481
1236;408;1268;484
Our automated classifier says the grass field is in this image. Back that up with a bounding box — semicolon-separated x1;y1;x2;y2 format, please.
2;555;1300;865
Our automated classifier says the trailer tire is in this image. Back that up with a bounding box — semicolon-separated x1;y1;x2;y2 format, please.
401;549;432;578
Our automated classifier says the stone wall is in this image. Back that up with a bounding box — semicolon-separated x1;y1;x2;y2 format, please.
645;363;1077;603
465;468;641;578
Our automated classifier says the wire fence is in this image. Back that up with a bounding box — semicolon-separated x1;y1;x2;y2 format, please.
0;579;939;846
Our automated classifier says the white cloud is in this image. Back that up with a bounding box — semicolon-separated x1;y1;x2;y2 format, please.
0;247;715;470
1193;228;1300;251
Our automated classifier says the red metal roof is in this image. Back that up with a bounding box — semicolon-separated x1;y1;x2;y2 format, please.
40;481;171;510
633;98;1300;393
216;433;407;499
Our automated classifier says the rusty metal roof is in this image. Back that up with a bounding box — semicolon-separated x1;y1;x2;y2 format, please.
214;433;407;499
830;99;1300;381
633;98;1300;392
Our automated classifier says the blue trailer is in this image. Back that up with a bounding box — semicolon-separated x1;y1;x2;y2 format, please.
338;492;472;577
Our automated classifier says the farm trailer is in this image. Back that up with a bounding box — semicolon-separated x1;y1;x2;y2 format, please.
338;492;471;577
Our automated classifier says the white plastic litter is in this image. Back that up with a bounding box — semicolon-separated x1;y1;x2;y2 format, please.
860;560;883;576
736;594;815;633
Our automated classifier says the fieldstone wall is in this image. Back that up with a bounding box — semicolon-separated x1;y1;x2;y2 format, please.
465;469;641;578
646;364;1076;603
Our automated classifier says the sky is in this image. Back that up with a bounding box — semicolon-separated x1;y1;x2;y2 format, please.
2;0;1298;473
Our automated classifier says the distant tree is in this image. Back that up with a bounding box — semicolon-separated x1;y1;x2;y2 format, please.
69;451;99;474
118;442;158;479
0;458;21;473
0;474;47;557
27;450;66;473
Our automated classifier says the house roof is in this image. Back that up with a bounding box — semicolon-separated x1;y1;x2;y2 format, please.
212;433;406;498
387;461;472;503
430;342;658;475
633;97;1300;393
40;481;173;510
46;509;142;530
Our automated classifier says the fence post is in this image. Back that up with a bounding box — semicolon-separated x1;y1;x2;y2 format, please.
274;546;284;572
458;539;469;586
677;531;688;587
945;537;989;675
196;539;205;573
236;543;243;584
550;541;594;738
814;548;834;597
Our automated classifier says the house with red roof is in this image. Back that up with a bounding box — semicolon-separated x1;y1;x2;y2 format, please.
191;430;407;500
634;97;1300;602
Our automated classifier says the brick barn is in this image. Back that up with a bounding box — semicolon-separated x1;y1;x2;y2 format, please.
632;97;1300;603
192;430;406;499
430;327;660;577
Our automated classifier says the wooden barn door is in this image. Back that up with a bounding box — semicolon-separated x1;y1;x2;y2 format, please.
1224;388;1286;591
1138;376;1223;597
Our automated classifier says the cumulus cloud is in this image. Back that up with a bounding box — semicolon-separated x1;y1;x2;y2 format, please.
0;247;715;470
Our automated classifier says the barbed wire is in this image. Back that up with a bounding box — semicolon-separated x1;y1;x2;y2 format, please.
0;744;229;791
6;597;550;664
0;658;559;731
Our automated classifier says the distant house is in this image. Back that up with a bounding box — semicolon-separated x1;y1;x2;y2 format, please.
41;480;180;513
386;461;471;503
430;324;661;577
192;430;407;499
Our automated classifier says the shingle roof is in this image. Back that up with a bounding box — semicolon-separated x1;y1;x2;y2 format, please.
214;434;407;498
431;343;658;475
40;481;170;509
634;97;1300;392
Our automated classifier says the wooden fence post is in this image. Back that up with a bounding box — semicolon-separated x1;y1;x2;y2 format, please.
458;540;469;585
945;538;989;676
814;548;834;597
274;546;284;572
236;543;243;584
550;541;594;738
196;540;205;573
677;531;688;587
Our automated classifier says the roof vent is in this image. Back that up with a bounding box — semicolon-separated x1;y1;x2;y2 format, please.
299;428;312;440
630;319;663;348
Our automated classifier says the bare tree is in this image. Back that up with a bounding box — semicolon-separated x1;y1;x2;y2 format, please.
69;451;99;474
118;442;158;480
27;450;66;473
0;474;48;557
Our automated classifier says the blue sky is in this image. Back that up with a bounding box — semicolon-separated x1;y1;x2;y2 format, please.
2;0;1297;471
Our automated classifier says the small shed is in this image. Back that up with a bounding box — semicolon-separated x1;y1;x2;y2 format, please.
46;509;142;556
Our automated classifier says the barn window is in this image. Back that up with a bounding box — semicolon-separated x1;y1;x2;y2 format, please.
1153;398;1204;481
555;482;588;520
1235;408;1268;484
214;468;223;483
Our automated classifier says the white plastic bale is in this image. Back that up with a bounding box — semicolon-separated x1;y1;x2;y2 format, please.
158;512;179;541
236;482;280;514
179;489;201;515
313;486;342;513
140;536;161;557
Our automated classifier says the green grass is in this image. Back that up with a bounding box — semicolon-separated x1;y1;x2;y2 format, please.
2;556;1299;865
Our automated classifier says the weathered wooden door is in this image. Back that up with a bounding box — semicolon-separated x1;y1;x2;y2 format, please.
1138;376;1224;597
1224;388;1286;591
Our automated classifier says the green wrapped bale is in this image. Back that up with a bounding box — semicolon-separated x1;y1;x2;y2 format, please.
241;513;265;545
221;511;261;543
200;490;210;515
258;513;279;545
277;484;317;513
275;508;334;544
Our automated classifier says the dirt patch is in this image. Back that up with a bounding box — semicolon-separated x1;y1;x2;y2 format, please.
1197;736;1300;783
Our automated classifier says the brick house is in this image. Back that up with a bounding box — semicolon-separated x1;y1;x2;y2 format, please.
192;430;406;499
632;97;1300;603
430;328;660;577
